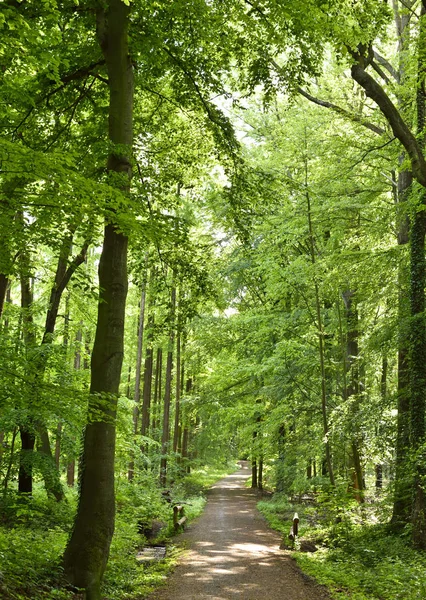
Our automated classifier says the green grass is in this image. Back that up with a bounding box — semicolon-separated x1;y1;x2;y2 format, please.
258;494;426;600
0;463;237;600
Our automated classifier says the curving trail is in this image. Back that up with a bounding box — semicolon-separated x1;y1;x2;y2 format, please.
148;464;329;600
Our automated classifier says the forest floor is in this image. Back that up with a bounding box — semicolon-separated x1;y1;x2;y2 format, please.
147;463;330;600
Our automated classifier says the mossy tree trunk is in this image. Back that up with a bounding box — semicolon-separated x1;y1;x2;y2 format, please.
410;205;426;548
410;2;426;549
63;0;133;596
391;169;411;526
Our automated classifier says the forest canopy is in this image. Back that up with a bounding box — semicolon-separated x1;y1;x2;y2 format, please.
1;1;426;599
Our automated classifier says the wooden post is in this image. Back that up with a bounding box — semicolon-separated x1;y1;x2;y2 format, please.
288;513;299;547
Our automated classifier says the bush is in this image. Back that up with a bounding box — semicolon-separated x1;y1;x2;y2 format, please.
258;493;426;600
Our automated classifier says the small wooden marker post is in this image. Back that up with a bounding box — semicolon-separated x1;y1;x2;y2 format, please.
173;505;187;532
288;512;299;548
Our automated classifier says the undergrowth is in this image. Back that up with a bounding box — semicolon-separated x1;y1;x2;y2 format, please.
258;491;426;600
0;463;236;600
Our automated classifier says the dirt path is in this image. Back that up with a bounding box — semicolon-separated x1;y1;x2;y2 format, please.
148;464;329;600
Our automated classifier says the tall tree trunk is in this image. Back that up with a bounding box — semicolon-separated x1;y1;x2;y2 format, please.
305;169;335;485
67;461;75;488
128;279;146;480
18;246;36;495
342;290;364;503
391;168;411;524
375;355;387;491
63;1;133;596
173;329;181;453
160;286;176;487
258;458;263;491
0;274;8;319
18;429;35;494
251;423;258;489
66;327;84;487
276;424;286;493
410;205;426;548
181;377;192;472
141;315;154;438
151;347;162;435
35;236;87;502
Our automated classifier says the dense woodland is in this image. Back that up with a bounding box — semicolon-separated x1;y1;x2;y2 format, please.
1;0;426;599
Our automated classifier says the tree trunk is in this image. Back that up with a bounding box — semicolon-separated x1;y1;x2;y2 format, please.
410;206;426;548
0;274;8;319
251;423;258;488
63;1;133;595
35;235;88;502
375;464;383;490
392;167;412;524
18;249;36;495
151;347;163;435
173;329;181;453
342;290;364;503
258;458;263;491
276;424;286;493
160;286;176;487
18;429;35;494
411;1;426;550
128;280;146;480
141;316;154;438
305;175;334;485
67;461;75;487
181;377;191;472
375;355;387;491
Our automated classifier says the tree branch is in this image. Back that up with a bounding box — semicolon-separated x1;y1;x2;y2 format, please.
43;238;90;341
373;50;399;82
370;60;392;85
350;50;426;187
297;86;386;135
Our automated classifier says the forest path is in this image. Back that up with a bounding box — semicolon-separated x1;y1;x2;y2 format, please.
148;463;329;600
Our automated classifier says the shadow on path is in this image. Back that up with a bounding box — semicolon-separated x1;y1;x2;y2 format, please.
148;464;329;600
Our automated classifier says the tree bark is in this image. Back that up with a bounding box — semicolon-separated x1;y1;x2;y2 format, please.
173;329;181;453
18;245;36;495
410;206;426;548
251;422;258;488
181;377;192;472
141;315;154;438
410;2;426;549
128;279;146;480
305;172;334;485
35;236;88;501
258;458;263;491
251;458;258;488
160;286;176;487
276;424;286;493
342;289;364;503
375;355;387;490
63;0;133;595
18;428;35;494
390;2;414;526
151;347;163;435
0;274;8;319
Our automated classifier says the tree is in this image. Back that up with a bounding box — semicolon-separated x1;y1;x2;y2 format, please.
63;1;133;596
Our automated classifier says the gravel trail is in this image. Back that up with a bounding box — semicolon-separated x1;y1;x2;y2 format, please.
148;463;329;600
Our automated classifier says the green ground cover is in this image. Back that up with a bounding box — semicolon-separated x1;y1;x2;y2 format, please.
0;463;236;600
258;493;426;600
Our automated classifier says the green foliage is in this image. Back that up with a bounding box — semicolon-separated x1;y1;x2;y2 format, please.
0;527;71;600
259;494;426;600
